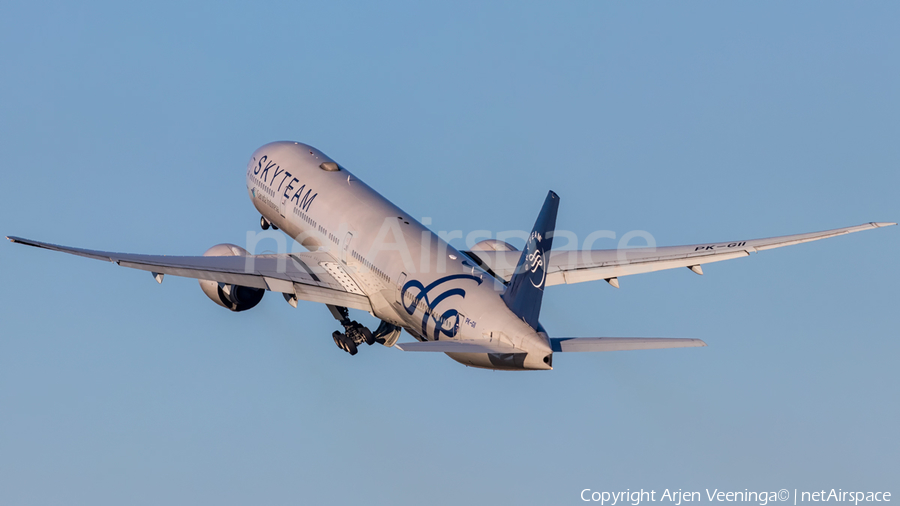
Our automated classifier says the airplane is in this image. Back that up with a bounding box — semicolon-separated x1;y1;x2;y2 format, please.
7;141;895;370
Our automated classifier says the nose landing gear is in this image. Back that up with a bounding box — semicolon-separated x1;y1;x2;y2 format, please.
260;216;278;231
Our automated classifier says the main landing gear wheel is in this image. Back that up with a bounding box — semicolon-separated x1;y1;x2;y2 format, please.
332;331;358;355
260;216;270;230
327;305;372;356
361;326;375;346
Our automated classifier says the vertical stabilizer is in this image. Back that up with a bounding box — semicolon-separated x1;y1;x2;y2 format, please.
501;191;559;329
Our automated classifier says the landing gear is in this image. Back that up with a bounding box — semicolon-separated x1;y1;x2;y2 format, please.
260;216;278;231
327;305;374;355
332;331;358;355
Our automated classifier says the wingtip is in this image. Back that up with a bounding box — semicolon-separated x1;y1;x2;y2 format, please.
872;222;897;228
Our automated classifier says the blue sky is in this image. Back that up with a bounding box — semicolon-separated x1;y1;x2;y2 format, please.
1;2;898;505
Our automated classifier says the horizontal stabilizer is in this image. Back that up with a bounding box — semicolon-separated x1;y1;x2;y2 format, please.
551;337;706;352
395;340;524;354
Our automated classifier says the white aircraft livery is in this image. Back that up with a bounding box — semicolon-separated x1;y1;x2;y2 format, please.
8;141;895;370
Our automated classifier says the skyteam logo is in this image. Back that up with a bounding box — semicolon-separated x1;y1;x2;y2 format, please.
524;231;546;289
401;274;483;340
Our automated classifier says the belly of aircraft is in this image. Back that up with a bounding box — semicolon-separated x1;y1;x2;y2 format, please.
445;352;552;371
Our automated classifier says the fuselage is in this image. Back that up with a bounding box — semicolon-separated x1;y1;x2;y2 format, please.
245;141;552;370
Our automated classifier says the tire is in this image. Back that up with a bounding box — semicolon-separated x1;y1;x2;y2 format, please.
346;340;358;356
260;216;269;230
334;332;349;352
362;327;375;346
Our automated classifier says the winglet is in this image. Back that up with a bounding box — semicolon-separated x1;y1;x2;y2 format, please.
501;191;560;329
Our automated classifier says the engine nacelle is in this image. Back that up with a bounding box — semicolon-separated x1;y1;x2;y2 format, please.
198;243;265;312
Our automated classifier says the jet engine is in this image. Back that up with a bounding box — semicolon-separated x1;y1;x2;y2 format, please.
198;243;265;311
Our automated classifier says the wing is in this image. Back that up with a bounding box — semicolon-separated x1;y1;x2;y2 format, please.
466;222;895;286
550;337;706;352
6;236;372;311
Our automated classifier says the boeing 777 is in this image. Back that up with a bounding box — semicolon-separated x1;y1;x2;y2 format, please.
7;141;895;370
